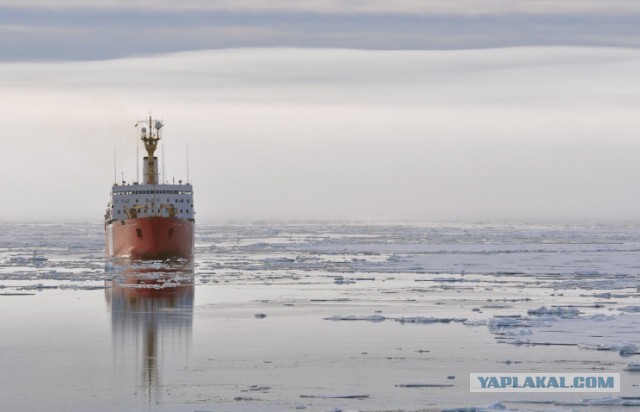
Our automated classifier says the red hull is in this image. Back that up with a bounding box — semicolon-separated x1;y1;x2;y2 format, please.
105;217;194;259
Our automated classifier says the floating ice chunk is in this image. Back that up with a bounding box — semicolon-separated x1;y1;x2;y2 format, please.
527;306;580;318
578;342;638;355
396;383;454;388
619;305;640;313
487;317;526;328
387;254;403;262
442;402;514;412
464;319;488;326
432;277;465;282
324;314;386;322
300;394;369;399
442;408;482;412
560;396;640;406
59;284;110;290
247;385;270;391
585;314;616;321
618;344;638;356
395;317;466;324
6;251;48;266
334;276;356;285
505;328;533;337
18;283;57;290
624;362;640;371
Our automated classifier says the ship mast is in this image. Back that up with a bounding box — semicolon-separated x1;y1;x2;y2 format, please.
137;116;163;185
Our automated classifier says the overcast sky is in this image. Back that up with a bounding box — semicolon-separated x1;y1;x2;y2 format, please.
2;1;640;59
1;1;640;222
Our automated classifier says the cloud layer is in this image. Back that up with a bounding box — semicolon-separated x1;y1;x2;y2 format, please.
2;3;640;60
1;47;640;221
5;0;640;15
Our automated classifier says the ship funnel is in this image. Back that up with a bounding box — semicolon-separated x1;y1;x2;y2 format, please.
142;157;159;185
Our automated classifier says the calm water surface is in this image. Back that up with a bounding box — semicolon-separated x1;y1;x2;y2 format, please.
1;221;639;411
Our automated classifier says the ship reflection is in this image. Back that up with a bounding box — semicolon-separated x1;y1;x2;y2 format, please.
104;260;194;401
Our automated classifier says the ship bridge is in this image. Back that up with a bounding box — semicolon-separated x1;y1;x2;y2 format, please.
107;182;194;222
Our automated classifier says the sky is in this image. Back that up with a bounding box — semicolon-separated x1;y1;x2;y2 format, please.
3;1;640;59
1;1;640;222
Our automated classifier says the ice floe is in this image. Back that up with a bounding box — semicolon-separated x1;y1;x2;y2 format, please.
619;305;640;313
526;306;580;318
487;317;529;328
442;402;520;412
557;396;640;406
396;383;454;388
323;315;386;322
624;362;640;371
396;316;466;324
299;394;369;399
494;312;640;356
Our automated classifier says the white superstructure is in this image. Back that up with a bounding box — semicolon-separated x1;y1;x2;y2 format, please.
107;183;195;221
104;116;195;223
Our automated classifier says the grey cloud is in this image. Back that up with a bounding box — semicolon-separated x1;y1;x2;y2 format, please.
4;0;640;15
2;8;640;61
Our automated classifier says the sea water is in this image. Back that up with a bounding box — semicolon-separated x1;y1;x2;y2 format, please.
0;221;639;411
